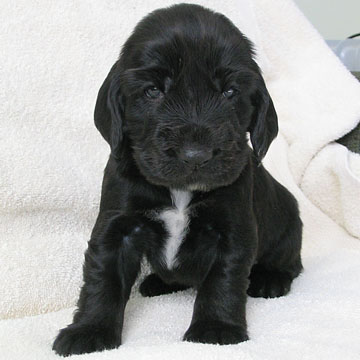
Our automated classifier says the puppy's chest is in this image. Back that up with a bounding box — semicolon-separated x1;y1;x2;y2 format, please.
146;190;220;284
156;189;193;270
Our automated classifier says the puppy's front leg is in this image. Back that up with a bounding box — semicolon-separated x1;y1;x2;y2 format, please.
183;244;254;345
52;214;148;357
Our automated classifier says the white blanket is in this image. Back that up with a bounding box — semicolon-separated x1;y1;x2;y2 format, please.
1;0;360;359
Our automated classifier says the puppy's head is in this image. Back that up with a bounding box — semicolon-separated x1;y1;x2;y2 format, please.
95;4;278;191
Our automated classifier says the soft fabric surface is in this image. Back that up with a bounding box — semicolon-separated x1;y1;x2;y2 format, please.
252;0;360;239
1;0;360;359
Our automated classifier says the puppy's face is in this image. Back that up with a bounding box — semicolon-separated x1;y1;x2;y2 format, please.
100;5;278;191
121;47;255;190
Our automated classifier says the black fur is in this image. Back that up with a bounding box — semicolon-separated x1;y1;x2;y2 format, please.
53;4;302;356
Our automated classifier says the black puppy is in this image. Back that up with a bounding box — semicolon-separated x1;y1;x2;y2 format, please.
53;4;302;356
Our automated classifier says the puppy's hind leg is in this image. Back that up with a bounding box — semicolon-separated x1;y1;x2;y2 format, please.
247;218;303;299
139;273;190;297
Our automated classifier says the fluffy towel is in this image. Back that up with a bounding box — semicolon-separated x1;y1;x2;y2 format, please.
1;0;360;359
252;0;360;238
302;143;360;238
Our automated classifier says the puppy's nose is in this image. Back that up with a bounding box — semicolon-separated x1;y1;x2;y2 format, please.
177;146;213;166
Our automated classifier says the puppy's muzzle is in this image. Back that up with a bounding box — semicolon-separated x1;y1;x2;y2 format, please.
177;145;214;167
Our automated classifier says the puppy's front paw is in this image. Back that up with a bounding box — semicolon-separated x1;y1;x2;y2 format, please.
52;323;121;357
183;320;248;345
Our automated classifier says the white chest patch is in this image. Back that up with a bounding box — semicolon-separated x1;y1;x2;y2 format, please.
158;189;192;270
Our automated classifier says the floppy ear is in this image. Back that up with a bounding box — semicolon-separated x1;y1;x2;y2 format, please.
94;61;124;157
248;75;278;163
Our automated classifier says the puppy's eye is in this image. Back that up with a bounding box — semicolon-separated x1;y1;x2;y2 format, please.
223;88;235;98
145;86;163;99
